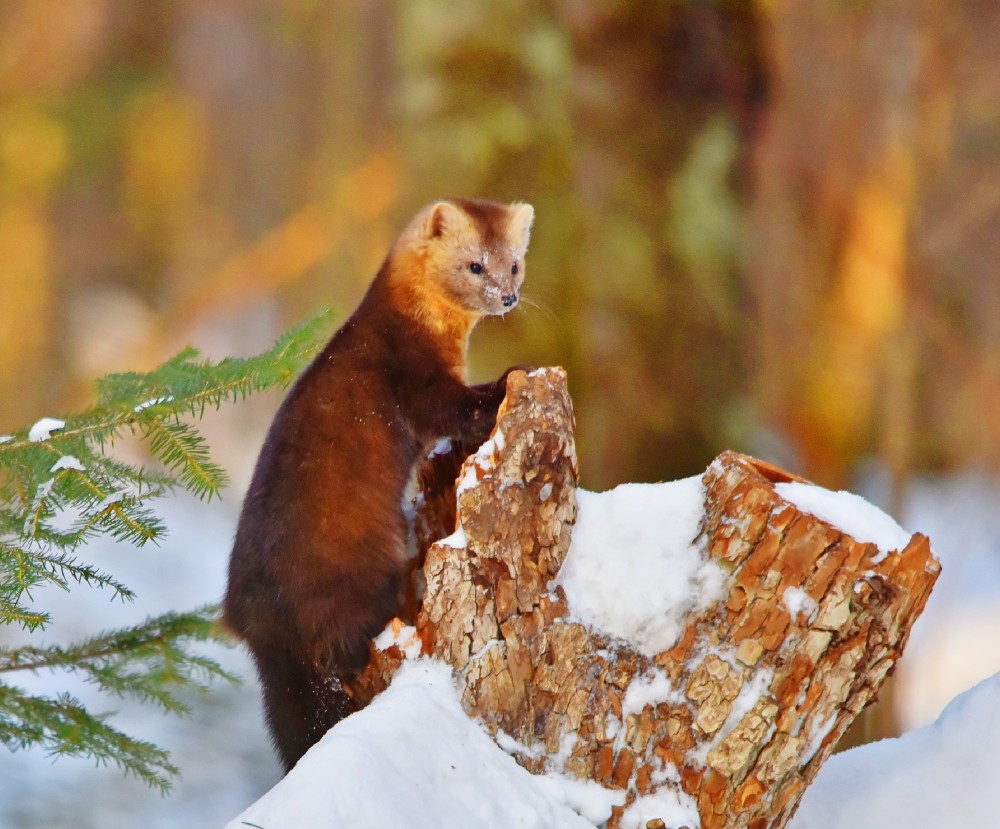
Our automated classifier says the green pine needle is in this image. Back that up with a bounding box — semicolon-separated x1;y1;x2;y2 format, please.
141;420;228;501
0;607;238;712
0;310;334;789
0;686;179;793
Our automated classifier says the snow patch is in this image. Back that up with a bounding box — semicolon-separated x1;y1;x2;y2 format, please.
456;429;506;495
496;728;544;760
724;665;774;736
690;657;775;768
29;478;56;510
28;417;65;442
437;524;467;549
556;477;727;656
775;481;912;560
50;455;85;473
535;774;627;826
96;490;130;511
622;668;680;718
782;585;816;621
456;463;479;494
800;711;836;765
133;395;174;412
427;438;454;459
619;784;700;829
374;622;422;660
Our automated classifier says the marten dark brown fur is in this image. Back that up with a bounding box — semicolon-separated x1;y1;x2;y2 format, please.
223;199;534;771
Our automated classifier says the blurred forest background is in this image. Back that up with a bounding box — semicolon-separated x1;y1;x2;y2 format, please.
0;0;1000;488
4;0;999;493
2;0;1000;826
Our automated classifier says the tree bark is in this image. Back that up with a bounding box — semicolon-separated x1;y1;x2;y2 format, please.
348;368;940;829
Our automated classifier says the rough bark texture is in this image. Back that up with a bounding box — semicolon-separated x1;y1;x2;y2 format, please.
349;368;940;829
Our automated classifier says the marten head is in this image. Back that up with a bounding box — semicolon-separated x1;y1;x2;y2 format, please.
392;198;534;322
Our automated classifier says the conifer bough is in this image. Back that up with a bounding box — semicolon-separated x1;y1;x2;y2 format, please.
0;311;333;791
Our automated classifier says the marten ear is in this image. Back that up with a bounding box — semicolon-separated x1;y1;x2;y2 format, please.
508;203;534;255
422;201;472;241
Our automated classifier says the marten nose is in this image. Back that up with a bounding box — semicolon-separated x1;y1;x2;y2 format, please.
502;293;518;308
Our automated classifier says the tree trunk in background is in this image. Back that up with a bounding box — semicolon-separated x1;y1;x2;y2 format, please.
349;370;940;829
745;0;1000;485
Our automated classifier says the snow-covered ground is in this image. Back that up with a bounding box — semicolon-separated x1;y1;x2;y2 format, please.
226;652;1000;829
790;670;1000;829
226;660;596;829
1;465;999;827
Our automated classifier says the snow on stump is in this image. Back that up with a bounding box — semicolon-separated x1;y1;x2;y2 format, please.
349;368;940;829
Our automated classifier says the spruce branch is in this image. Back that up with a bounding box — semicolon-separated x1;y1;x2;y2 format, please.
0;686;178;792
0;308;334;457
0;600;48;633
0;539;133;610
141;419;228;501
0;310;334;788
0;607;237;711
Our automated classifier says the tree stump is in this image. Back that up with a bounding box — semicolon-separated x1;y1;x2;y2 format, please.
348;368;940;829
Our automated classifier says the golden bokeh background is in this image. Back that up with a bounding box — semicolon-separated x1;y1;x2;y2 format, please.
2;0;998;492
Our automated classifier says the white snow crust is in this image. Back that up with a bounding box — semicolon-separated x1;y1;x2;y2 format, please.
50;455;85;473
782;585;816;621
534;774;627;825
437;524;467;549
225;660;594;829
427;437;454;458
622;668;681;717
556;477;727;656
373;622;422;660
775;481;912;559
456;430;504;494
619;785;700;829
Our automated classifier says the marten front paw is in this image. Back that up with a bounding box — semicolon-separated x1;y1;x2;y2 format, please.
498;364;537;384
472;365;533;406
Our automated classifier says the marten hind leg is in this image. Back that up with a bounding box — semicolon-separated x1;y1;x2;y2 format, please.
251;553;404;771
252;638;356;772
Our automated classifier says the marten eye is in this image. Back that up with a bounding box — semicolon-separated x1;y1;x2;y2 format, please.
468;262;483;275
511;263;519;275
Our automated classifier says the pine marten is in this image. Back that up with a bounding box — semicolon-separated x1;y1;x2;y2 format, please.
223;198;534;771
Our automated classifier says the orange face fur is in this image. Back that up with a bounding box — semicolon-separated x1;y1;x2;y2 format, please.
388;199;533;353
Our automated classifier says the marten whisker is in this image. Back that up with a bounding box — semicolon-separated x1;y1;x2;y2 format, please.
519;293;556;323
